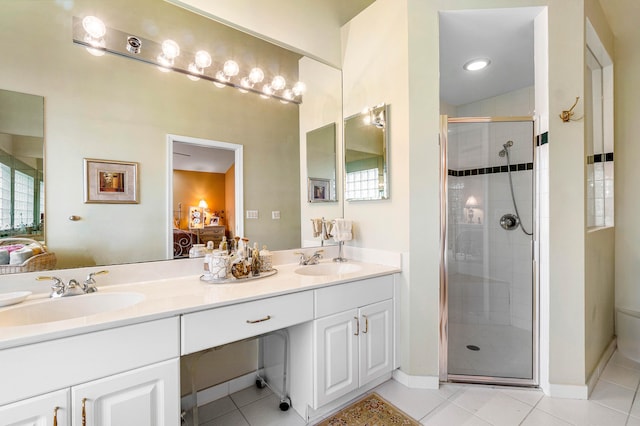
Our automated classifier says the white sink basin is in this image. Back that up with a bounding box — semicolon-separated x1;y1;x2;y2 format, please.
294;263;362;276
0;292;145;327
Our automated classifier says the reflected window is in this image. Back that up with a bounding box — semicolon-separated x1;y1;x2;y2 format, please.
14;170;35;228
345;168;383;200
0;163;11;229
0;159;40;232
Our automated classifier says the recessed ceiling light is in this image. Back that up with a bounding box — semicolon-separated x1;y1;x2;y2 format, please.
463;58;491;71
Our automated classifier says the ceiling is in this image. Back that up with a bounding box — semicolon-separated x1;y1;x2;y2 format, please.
440;7;542;106
173;142;235;173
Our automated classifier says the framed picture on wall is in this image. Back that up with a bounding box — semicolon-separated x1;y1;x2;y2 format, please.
308;177;331;203
189;206;204;229
84;158;139;203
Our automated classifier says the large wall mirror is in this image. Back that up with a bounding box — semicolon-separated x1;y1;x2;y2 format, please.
344;104;389;201
0;0;343;273
306;123;337;203
0;89;44;241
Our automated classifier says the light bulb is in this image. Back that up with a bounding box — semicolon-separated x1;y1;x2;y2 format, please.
271;75;286;91
213;70;228;88
194;50;212;69
292;81;306;96
248;67;264;84
157;54;173;68
86;46;105;57
261;84;273;98
282;89;294;101
161;40;180;60
187;62;201;81
223;60;239;77
82;16;106;39
239;77;252;93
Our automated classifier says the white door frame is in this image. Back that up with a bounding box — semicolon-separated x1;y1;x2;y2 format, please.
166;134;243;259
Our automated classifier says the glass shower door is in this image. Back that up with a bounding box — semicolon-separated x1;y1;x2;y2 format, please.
442;117;536;384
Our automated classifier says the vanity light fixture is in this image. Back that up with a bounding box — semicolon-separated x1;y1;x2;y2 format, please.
362;104;386;128
463;58;491;71
71;16;305;104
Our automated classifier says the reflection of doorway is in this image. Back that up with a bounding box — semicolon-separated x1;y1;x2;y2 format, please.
166;134;243;259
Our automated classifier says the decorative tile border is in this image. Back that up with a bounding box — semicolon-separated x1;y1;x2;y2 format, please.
587;152;614;164
448;162;533;177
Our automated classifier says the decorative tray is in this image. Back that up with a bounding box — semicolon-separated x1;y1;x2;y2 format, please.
200;268;278;284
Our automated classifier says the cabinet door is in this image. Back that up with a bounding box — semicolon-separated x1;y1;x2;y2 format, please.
0;388;69;426
71;359;179;426
359;299;393;387
314;309;358;408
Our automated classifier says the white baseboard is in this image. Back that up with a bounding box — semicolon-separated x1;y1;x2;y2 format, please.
392;369;439;389
547;383;589;400
546;337;616;400
586;338;617;396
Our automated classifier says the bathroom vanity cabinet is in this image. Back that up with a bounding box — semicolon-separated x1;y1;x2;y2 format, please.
0;261;399;426
0;360;178;426
313;276;393;407
0;318;181;426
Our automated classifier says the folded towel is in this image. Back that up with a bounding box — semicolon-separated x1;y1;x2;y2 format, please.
10;248;34;265
324;221;333;238
311;218;322;238
333;219;353;242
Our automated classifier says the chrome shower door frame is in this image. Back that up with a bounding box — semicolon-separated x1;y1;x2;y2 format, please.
439;115;539;387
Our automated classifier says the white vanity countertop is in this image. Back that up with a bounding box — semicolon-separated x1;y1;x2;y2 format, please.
0;260;400;350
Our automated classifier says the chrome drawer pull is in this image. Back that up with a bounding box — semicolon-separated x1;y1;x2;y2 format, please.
246;315;272;324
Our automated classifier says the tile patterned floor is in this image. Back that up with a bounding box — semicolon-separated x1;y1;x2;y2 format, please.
197;350;640;425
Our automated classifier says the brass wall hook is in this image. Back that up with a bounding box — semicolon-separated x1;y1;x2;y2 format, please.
560;97;581;122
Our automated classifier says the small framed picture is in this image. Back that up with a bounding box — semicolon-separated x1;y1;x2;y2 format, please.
308;177;331;203
84;158;139;204
189;206;204;229
210;216;220;225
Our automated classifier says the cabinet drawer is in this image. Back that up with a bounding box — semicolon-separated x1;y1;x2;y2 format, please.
202;226;225;236
181;291;314;354
315;275;393;318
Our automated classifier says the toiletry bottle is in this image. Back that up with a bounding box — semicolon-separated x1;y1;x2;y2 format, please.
259;245;272;272
219;236;228;251
251;243;261;276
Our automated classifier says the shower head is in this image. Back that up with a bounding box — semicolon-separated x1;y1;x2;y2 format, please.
498;140;514;157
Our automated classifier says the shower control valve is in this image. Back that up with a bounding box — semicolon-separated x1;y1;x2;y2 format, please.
500;213;520;231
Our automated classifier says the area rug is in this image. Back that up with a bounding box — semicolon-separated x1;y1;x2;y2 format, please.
315;392;421;426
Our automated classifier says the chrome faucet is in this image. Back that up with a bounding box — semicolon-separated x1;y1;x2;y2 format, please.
37;270;109;298
83;270;109;293
295;250;324;265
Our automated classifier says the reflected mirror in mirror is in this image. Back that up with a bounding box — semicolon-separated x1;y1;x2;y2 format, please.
344;104;389;201
306;123;337;202
0;89;44;242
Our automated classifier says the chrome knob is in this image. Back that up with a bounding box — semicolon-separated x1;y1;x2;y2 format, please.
500;213;520;231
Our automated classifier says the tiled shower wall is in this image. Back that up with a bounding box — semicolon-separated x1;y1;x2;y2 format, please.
446;87;535;332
